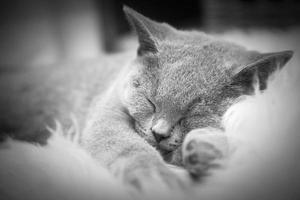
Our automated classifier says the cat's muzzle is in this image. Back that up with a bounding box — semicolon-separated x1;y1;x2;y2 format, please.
134;120;180;153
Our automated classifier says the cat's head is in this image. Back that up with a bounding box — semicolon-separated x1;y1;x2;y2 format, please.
121;6;293;158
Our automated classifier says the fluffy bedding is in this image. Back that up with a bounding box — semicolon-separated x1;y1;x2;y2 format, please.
0;29;300;200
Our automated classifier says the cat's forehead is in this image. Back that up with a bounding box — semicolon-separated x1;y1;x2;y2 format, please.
158;32;251;68
153;35;254;111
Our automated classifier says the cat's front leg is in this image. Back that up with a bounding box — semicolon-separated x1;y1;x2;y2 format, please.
116;153;186;195
182;128;229;177
82;107;185;195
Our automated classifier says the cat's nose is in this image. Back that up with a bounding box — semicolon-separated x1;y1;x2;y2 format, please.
151;119;171;143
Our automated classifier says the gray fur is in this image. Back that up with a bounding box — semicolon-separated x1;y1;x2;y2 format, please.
0;6;293;192
120;6;292;161
83;6;293;188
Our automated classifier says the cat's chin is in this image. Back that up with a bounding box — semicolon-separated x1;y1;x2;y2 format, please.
159;149;173;160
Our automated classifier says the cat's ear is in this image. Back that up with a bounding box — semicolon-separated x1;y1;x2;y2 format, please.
123;5;174;56
232;50;293;91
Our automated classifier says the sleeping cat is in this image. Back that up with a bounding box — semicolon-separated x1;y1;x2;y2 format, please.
82;6;293;189
0;6;293;193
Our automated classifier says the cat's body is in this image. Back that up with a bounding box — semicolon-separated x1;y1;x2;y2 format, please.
0;6;293;192
0;53;133;142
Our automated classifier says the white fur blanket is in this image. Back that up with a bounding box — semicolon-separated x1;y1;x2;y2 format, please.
1;29;300;200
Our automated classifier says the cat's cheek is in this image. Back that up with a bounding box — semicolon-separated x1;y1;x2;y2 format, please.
135;115;165;147
121;85;141;112
138;117;154;133
135;119;157;146
143;131;157;147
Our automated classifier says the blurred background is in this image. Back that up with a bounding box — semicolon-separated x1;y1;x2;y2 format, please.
0;0;299;69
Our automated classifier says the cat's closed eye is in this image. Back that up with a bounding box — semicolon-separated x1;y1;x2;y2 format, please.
146;98;156;112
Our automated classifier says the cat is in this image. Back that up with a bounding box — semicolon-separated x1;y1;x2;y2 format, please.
0;5;293;193
81;6;293;189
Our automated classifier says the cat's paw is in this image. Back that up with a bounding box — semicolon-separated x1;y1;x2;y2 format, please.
123;159;187;197
182;128;228;177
